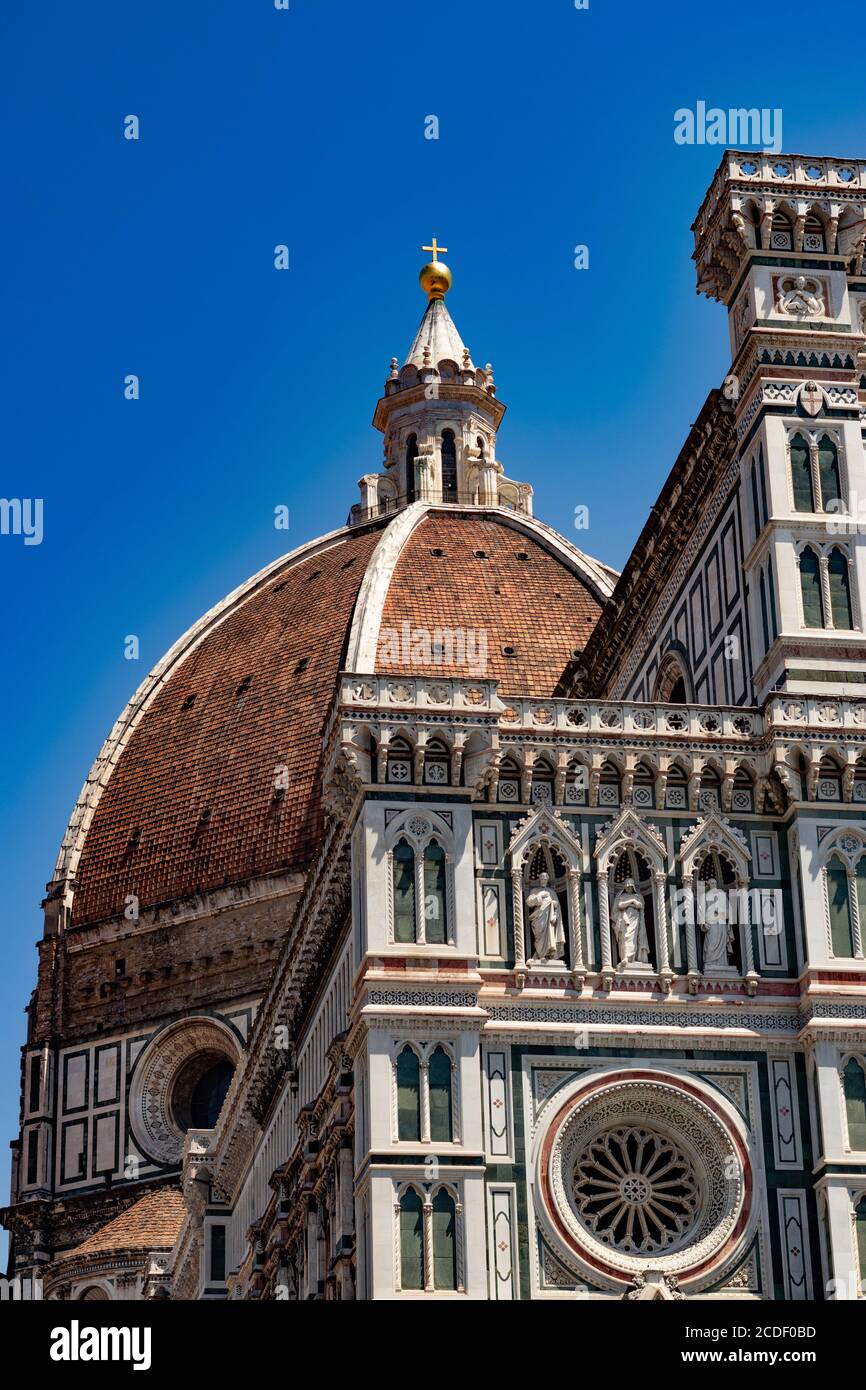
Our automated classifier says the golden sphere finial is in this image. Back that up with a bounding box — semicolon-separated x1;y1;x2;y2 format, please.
420;237;451;300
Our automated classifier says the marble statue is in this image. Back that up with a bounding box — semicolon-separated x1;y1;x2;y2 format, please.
612;876;650;965
526;871;566;961
700;876;734;971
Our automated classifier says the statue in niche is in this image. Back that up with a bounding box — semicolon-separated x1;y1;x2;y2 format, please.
700;876;734;971
612;876;650;966
777;274;824;319
526;871;566;961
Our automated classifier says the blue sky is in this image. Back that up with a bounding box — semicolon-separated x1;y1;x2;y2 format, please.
2;0;865;1244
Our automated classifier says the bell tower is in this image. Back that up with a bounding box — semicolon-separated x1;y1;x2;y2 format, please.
693;151;866;700
354;241;532;520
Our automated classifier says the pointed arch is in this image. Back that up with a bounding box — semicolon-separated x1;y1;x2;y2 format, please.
531;756;556;805
440;429;458;501
397;1185;424;1289
396;1045;422;1140
817;434;842;509
798;545;824;627
423;737;450;787
632;759;656;811
803;210;826;252
431;1187;457;1289
790;432;814;512
679;811;751;883
386;736;414;785
828;546;854;629
508;806;584;974
679;812;754;980
385;809;455;948
769;206;794;250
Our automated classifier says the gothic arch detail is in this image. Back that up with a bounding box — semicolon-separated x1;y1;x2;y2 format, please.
594;809;671;986
652;645;693;704
678;812;758;985
507;806;584;981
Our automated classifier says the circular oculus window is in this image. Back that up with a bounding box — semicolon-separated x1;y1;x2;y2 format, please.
537;1075;753;1291
128;1018;240;1166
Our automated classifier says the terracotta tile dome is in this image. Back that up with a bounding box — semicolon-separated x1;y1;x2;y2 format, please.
61;507;610;928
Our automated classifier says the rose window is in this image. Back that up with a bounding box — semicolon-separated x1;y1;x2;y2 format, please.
572;1125;700;1254
537;1077;755;1292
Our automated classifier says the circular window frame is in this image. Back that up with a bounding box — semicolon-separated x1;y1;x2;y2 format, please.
128;1017;241;1166
533;1070;755;1293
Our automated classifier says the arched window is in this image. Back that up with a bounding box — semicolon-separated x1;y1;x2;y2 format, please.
818;755;843;801
790;433;814;512
632;762;655;810
698;765;721;812
398;1188;424;1290
732;767;754;813
598;760;622;808
393;840;416;943
498;757;520;803
799;547;824;627
665;763;688;810
564;760;588;806
428;1046;453;1143
828;548;854;629
405;434;418;504
844;1058;866;1150
770;210;793;250
826;854;857;957
423;739;450;786
818;437;842;509
172;1052;235;1131
441;430;457;501
803;213;825;252
423;841;448;945
387;738;413;784
396;1047;421;1140
476;435;486;460
432;1189;457;1290
654;651;690;704
531;758;555;804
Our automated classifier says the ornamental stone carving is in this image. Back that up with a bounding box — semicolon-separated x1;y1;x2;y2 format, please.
776;274;825;318
535;1074;754;1294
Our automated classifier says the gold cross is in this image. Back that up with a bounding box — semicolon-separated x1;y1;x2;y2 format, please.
421;237;448;261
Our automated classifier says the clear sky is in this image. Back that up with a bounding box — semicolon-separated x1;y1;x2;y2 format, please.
2;0;865;1246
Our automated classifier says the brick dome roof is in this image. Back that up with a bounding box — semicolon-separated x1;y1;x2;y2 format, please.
58;1187;185;1262
57;507;612;928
